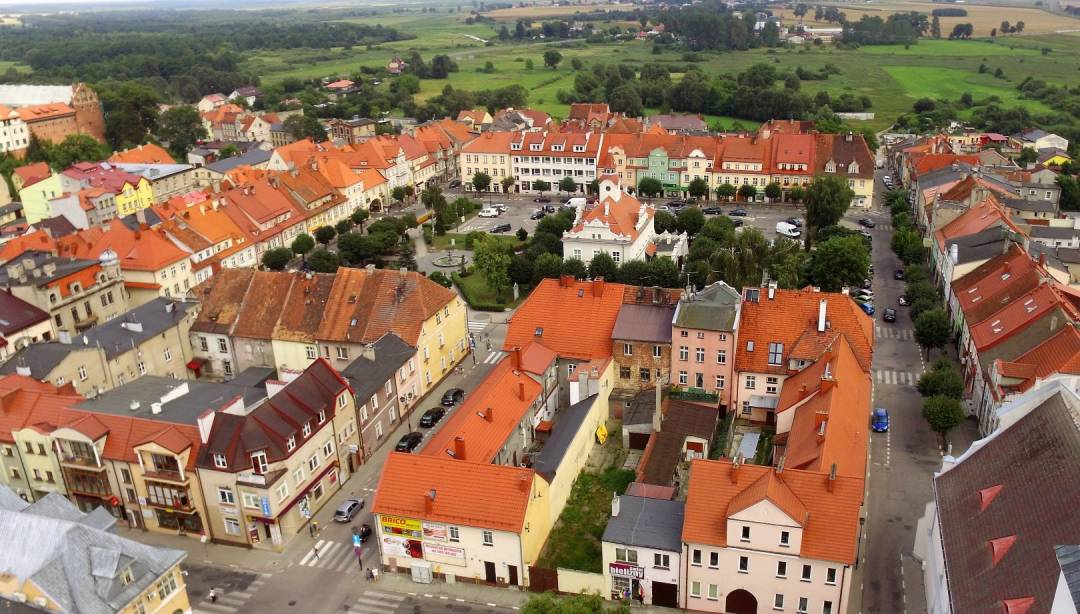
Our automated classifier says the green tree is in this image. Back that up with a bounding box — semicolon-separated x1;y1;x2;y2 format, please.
764;182;783;201
521;593;630;614
474;236;511;296
737;184;757;201
1016;147;1037;166
715;183;737;201
350;209;370;230
617;259;650;285
533;253;563;283
543;50;563;69
508;254;534;286
808;236;870;292
922;395;965;438
562;257;588;279
290;233;315;261
676;206;705;237
647;257;681;288
700;216;735;244
283;114;327;142
914;308;951;360
99;81;161;150
533;179;551;195
428;270;453;288
571;58;584;71
335;219;354;235
156;106;206;161
46;135;111;170
892;228;924;264
501;175;517;194
788;185;805;203
307;249;340;273
688;177;709;201
314;225;337;245
638;177;663;198
559;176;578;195
804;174;855;249
654;211;677;234
261;247;292;271
421;184;445;209
472;171;492;193
391;186;407;205
917;360;964;399
589;252;618;280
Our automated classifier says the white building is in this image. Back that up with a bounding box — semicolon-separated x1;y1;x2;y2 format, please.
562;176;682;265
601;495;683;607
511;131;603;194
0;106;28;156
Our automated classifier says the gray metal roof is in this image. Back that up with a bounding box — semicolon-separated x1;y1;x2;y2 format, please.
1003;197;1056;213
0;85;74;107
945;227;1012;265
204;149;271;174
1056;545;1080;610
0;251;100;288
602;495;685;552
111;163;192;180
533;395;596;480
76;375;266;426
0;343;84;380
1029;226;1078;240
612;304;674;343
340;333;415;402
622;389;658;426
673;281;740;331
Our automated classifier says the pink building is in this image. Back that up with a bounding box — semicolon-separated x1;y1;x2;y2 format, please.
670;282;741;410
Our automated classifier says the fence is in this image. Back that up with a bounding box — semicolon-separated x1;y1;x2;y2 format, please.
526;566;606;596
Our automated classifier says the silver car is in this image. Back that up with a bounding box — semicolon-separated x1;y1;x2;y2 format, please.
333;498;364;522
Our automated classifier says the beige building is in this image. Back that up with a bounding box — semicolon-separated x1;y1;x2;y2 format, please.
112;163;197;203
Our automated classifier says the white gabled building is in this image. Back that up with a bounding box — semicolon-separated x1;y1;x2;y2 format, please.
511;131;603;195
601;495;684;607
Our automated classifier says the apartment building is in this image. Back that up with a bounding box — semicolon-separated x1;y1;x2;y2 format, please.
108;143;176;165
600;131;718;198
155;196;258;284
14;165;61;224
340;333;420;462
460;132;516;192
510;130;603;194
562;177;673;264
0;105;29;157
112;162;196;204
670;281;741;409
327;117;376;144
59;162;155;218
611;298;676;392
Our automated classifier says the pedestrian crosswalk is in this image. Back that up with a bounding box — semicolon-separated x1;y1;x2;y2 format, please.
874;369;920;386
347;591;406;614
481;350;505;365
192;573;271;614
875;326;914;341
297;539;365;574
467;320;488;334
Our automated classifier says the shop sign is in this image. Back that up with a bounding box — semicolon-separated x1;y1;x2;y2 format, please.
381;515;422;538
609;562;644;579
260;497;271;516
248;525;260;544
423;542;465;561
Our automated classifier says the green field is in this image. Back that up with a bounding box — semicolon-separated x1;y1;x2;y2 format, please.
244;10;1080;131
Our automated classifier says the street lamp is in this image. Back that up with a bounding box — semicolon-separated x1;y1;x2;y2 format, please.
401;395;412;431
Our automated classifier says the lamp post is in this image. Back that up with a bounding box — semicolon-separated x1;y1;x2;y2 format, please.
401;396;412;431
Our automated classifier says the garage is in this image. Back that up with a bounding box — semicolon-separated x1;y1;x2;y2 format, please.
651;581;678;608
628;431;651;450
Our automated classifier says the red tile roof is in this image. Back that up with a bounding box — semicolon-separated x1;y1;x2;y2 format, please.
56;219;189;272
0;230;57;263
108;144;176;165
934;198;1016;249
13;162;51;189
17;102;75;122
503;278;626;360
952;245;1041;323
992;325;1080;400
682;459;864;564
569;191;651;242
727;470;809;525
969;284;1062;350
373;452;535;533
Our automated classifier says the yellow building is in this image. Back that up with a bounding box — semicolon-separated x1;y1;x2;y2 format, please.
0;484;191;614
58;162;155;218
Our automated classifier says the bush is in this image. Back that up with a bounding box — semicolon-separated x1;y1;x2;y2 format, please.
451;272;505;311
917;360;964;399
428;271;452;288
516;227;528;241
422;225;433;245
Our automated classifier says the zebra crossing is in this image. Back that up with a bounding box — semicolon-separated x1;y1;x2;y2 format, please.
481;350;505;365
467;320;488;334
874;369;920;386
347;591;407;614
192;573;271;614
875;326;914;341
297;539;364;574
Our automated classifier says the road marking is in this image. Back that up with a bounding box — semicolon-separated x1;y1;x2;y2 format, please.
483;351;505;364
299;539;326;566
875;326;914;341
467;320;488;333
874;369;917;386
348;592;408;614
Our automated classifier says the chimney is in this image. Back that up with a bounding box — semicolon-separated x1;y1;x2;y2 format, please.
730;454;742;482
560;274;574;287
151;402;163;415
950;242;959;264
652;381;663;433
593;278;605;297
453;436;467;460
365;264;376;272
817;299;827;332
482;407;493;422
15;365;31;377
129;400;141;412
815;412;828;441
826;463;836;492
1038;250;1046;267
511;346;522;370
767;280;777;300
58;330;72;345
425;488;437;513
135;208;147;225
611;494;620;517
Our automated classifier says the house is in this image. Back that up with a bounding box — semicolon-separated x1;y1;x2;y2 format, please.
15;166;62;224
732;285;874;424
340;333;421;462
599;131;719;199
324;79;354;92
602;495;685;607
0;290;53;362
197;93;228;114
671;281;741;409
612;300;676;392
108;144;176;165
563;176;680;265
59;162;155;219
326;117;376;145
0;104;29;157
511;130;603;195
0;298;197;396
815;132;876;208
111;162;196;204
681;459;863;613
647;114;708;134
915;381;1080;614
1011;128;1069;153
568;103;613;131
0;485;191;614
387;57;407;75
0;83;106;143
459;132;517;192
195;359;361;551
154;194;258;283
229;86;264;107
635;395;719;487
456;110;493;132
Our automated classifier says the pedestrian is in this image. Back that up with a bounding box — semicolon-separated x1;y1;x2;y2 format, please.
312;546;320;561
308;522;315;537
486;340;491;351
209;589;217;604
371;567;379;582
357;551;364;569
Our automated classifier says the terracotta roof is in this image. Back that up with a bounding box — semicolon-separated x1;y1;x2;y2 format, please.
108;144;176;165
56;219;188;272
372;452;535;533
61;163;145;195
461;131;517;155
503;278;626;361
734;288;874;374
456;110;489;124
569;192;652;242
969;284;1061;350
516;341;557;376
317;268;456;346
953;247;1043;324
912;153;982;176
273;273;335;343
17;102;75;122
220;179;297;225
992;325;1080;399
0;230;57;264
421;355;542;464
357;168;386;190
934;390;1080;613
231;271;294;340
682;459;864;564
13;162;51;189
727;470;809;525
192;268;257;334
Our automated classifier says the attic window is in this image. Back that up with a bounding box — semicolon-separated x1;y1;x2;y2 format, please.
302;422;312;438
577;289;585;298
213;453;227;469
1000;273;1010;281
535;327;543;337
119;567;134;586
286;436;296;452
574;145;585;152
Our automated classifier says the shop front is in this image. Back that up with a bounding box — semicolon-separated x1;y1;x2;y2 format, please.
609;562;645;602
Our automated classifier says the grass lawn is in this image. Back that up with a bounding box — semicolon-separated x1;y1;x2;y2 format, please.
536;467;636;573
882;66;1054;114
452;270;526;310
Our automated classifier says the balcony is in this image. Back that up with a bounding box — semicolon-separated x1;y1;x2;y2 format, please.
60;454;105;471
143;468;188;485
65;473;113;498
145;493;197;513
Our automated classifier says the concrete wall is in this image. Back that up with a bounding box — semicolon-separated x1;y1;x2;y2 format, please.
559;568;606;596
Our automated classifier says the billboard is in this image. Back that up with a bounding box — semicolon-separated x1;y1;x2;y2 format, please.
382;534;423;559
609;562;645;579
422;522;448;541
380;515;422;538
423;542;466;564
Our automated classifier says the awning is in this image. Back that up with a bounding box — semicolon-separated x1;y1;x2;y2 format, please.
186;358;206;370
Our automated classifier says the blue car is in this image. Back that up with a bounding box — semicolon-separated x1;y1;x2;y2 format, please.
859;302;875;316
872;408;890;432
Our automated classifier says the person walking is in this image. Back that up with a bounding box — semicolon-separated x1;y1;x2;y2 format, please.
209;589;217;604
312;546;320;561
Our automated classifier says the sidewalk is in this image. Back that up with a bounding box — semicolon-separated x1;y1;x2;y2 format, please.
114;525;293;573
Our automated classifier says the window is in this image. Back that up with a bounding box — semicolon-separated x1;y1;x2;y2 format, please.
213;454;227;469
639;367;651;382
697;331;705;339
320;408;329;422
716;350;727;364
679;371;688;385
709;551;719;568
653;553;670;569
680;330;688;337
250;451;268;474
482;530;494;546
302;422;312;438
768;342;783;365
371;394;379;410
242;493;260;509
164;347;172;362
336;347;349;360
217;338;227;353
767;376;779;395
276;482;289;502
826;568;837;585
78;366;88;381
690;581;701;598
781;531;791;546
746;340;755;352
306;346;317;359
715;375;725;390
322;440;334;459
679;346;688;361
738;556;749;573
695;347;705;363
615;548;638;563
119;567;134;586
46;471;54;483
286;436;296;452
708;584;719;601
223;360;233;376
823;601;833;614
797;597;809;614
741;525;750;542
777;561;788;578
745;375;756;390
449;526;460;542
567;364;576;376
307;454;320;472
774;594;784;610
623;343;633;356
801;564;812;582
218;487;235;504
692;549;702;566
293;467;304;486
223;517;241;535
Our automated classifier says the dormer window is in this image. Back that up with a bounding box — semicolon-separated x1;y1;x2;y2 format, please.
530;144;541;151
511;143;521;150
318;410;327;423
213;453;227;469
286;436;296;451
552;145;563;152
119;566;134;586
848;162;859;174
302;422;312;437
573;145;585;152
825;161;836;173
251;451;268;475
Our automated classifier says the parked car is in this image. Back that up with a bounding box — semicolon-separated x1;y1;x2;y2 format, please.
333;498;365;522
542;205;556;213
871;408;890;432
729;208;749;217
666;200;687;208
858;218;876;228
894;268;905;280
702;207;723;215
529;210;546;220
419;407;447;428
490;223;512;233
883;308;897;322
655;205;672;213
784;217;804;227
853;289;875;302
356;524;373;543
859;230;873;241
395;432;424;453
441;388;465;406
776;222;802;238
858;302;875;316
533;197;552;204
478;208;499;218
448;179;462;189
730;218;745;228
492;203;508;213
898;295;911;306
882;175;892;186
862;278;873;290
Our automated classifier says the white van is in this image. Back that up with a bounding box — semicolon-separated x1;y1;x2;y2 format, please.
776;222;801;238
563;197;586;208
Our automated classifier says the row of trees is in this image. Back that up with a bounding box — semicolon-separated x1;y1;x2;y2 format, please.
260;210;420;273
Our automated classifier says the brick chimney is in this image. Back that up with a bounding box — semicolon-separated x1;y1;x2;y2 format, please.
593;277;605;297
518;381;526;401
511;346;522;370
453;436;466;460
560;274;574;287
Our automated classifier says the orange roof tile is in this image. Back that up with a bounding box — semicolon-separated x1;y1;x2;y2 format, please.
953;247;1043;324
56;219;188;272
994;325;1080;398
13;162;51;188
934;198;1016;249
231;271;294;340
461;131;517;155
0;230;57;263
503;278;626;360
569;192;652;242
17;102;75;122
912;153;982;176
969;284;1061;350
727;470;809;525
108;144;176;165
682;459;864;564
372;452;535;533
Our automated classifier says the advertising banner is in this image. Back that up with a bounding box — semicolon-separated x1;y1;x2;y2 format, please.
382;534;423;559
380;515;422;538
422;522;448;541
609;562;645;579
423;542;466;564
